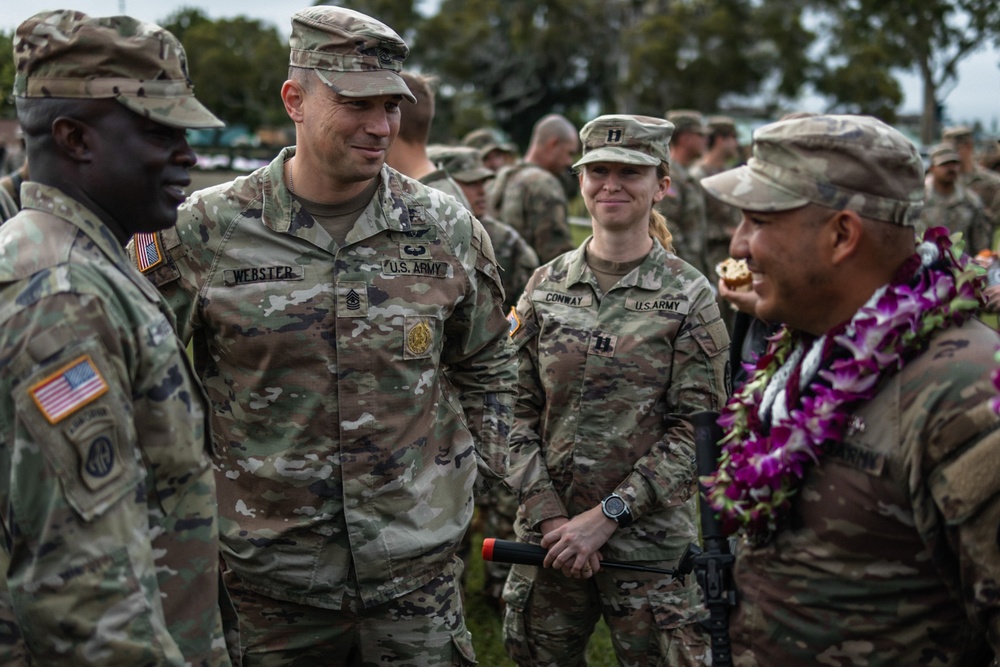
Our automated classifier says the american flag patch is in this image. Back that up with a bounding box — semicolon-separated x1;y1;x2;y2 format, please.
134;231;164;272
507;307;522;337
30;356;109;424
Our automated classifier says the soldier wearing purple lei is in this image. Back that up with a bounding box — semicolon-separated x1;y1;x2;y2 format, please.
701;114;1000;666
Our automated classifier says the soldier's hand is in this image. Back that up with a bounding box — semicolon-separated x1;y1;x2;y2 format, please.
540;507;614;579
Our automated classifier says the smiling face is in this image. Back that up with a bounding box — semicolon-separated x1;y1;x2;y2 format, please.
85;103;197;240
579;161;668;232
730;205;839;334
293;77;403;197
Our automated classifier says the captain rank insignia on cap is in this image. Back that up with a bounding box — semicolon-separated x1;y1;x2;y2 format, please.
30;355;109;424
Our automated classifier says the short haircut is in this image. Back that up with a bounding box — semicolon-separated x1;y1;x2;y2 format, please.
397;71;436;145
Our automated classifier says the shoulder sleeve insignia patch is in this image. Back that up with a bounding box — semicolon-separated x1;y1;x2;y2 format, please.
507;307;522;337
30;355;109;424
133;231;164;273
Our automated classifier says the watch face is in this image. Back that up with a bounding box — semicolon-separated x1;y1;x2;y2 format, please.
604;495;626;516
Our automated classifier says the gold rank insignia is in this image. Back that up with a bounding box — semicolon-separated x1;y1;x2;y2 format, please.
507;307;522;337
406;319;433;356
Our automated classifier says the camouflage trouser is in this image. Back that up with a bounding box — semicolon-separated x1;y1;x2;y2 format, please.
501;562;710;667
223;556;476;667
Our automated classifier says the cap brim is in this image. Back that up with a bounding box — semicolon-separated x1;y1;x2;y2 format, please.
118;94;224;129
315;69;417;103
453;167;494;183
573;147;660;170
700;165;810;212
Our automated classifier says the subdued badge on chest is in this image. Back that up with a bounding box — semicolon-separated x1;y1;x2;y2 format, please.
588;331;618;358
337;281;368;317
223;265;304;286
625;296;689;314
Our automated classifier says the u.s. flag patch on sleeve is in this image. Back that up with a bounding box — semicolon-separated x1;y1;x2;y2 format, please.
133;231;164;273
30;355;109;424
507;307;522;337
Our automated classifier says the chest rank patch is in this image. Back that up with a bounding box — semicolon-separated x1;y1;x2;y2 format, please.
337;281;369;317
588;331;619;358
405;318;434;357
133;231;164;273
30;355;109;424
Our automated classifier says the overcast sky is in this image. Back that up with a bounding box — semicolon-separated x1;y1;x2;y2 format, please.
4;0;998;133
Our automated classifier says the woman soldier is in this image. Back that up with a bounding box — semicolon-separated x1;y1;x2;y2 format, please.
503;114;730;666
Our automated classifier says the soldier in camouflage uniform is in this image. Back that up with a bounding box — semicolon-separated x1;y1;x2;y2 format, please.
131;6;516;666
656;110;709;278
701;114;1000;665
428;144;539;607
463;127;519;172
503;115;728;666
386;71;472;211
487;114;579;264
429;145;540;311
920;143;992;254
0;11;236;665
691;115;744;331
944;126;1000;241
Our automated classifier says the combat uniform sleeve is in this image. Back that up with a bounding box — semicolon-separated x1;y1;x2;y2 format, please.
441;218;518;490
505;275;569;529
127;223;202;343
921;398;1000;657
1;293;185;666
617;285;730;521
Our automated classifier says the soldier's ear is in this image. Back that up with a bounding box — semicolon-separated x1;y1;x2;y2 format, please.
50;117;94;164
281;80;306;123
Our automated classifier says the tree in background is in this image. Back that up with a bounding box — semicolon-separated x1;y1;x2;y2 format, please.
810;0;1000;144
161;8;289;132
0;31;13;120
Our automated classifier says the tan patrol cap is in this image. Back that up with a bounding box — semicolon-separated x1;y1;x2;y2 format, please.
929;143;960;166
573;114;674;170
666;109;706;135
289;6;416;103
14;10;222;129
427;145;494;183
706;115;737;135
700;114;924;227
462;128;518;158
942;125;974;143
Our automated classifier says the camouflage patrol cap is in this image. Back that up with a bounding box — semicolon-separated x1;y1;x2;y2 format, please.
942;125;974;143
707;115;737;135
929;143;960;166
13;10;222;129
666;109;706;135
289;6;416;103
462;128;518;158
572;114;674;169
700;114;924;226
427;145;494;183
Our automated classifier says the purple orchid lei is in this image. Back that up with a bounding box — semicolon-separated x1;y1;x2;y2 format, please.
704;227;987;542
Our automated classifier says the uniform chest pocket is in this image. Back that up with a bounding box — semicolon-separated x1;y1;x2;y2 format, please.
14;345;141;523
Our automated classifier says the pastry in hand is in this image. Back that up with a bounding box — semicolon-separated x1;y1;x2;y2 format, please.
716;257;752;292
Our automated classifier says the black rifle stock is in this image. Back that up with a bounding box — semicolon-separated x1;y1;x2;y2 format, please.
691;410;736;667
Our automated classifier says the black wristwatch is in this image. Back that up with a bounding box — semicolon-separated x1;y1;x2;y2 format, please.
601;493;633;527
